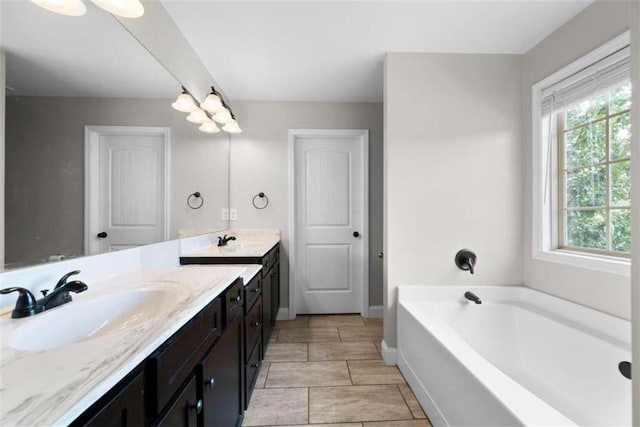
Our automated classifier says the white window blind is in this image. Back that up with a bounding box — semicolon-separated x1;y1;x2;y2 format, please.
541;45;630;115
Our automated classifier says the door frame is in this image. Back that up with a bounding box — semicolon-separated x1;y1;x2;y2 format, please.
287;128;369;319
84;125;171;255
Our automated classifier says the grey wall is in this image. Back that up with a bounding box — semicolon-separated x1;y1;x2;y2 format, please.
228;101;384;310
522;0;634;319
384;53;523;347
5;96;228;267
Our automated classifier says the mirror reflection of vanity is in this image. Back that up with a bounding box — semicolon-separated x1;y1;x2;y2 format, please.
1;1;230;269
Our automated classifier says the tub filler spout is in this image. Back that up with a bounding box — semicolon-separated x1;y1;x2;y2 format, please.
464;291;481;304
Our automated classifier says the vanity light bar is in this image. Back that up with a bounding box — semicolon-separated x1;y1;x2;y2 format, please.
30;0;144;18
173;86;242;134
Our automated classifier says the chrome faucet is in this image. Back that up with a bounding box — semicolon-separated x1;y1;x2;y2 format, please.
0;270;88;318
217;234;237;247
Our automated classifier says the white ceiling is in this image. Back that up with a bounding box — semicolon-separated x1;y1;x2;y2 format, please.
1;0;179;98
163;0;593;103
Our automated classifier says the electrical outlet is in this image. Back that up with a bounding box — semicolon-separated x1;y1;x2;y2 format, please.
221;208;229;220
230;208;238;221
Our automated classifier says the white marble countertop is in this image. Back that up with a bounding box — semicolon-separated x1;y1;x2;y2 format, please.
181;231;280;258
0;265;250;426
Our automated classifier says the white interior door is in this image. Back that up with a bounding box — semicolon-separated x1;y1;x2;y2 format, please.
290;129;368;315
85;126;169;254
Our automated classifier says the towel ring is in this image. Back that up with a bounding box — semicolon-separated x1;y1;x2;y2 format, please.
187;192;204;209
252;192;269;209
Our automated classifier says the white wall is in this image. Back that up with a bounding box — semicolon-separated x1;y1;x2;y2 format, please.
228;101;384;310
384;53;523;347
522;0;633;320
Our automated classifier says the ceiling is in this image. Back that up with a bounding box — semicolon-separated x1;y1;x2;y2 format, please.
163;0;593;103
1;1;178;98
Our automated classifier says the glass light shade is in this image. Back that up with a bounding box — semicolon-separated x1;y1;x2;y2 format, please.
199;120;220;134
186;108;208;124
91;0;144;18
172;92;197;113
31;0;87;16
200;93;222;113
212;108;232;124
222;119;242;134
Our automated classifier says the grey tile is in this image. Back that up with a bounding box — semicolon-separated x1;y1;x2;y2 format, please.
243;388;308;426
266;361;351;388
278;327;340;343
265;343;308;362
309;341;380;361
309;385;413;423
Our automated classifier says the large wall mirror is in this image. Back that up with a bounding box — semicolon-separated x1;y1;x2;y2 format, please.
2;1;230;269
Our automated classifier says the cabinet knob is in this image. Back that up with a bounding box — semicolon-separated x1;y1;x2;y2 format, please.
206;377;216;389
251;288;260;293
253;321;261;327
190;399;203;414
235;295;241;302
252;362;261;368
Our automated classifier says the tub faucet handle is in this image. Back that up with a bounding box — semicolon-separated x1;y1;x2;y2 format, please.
455;249;477;275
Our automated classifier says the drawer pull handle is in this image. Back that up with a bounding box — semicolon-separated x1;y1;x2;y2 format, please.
190;399;203;414
253;321;261;327
206;377;216;389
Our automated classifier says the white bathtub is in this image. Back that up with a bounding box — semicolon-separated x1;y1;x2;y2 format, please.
397;286;631;427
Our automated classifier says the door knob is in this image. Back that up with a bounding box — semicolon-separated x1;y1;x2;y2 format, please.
353;231;360;238
97;232;108;238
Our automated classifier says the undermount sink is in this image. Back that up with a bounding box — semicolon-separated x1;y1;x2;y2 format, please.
220;242;245;251
10;284;190;351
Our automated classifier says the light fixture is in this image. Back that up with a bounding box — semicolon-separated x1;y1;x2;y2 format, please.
172;87;197;113
199;120;220;134
212;107;232;124
31;0;87;16
200;87;223;113
186;108;208;124
222;118;242;134
91;0;144;18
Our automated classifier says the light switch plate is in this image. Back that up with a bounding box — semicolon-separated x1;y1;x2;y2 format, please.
230;208;238;221
221;208;229;220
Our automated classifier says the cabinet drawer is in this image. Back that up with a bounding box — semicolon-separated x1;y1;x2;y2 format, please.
155;375;200;427
244;276;262;314
147;298;222;414
223;278;244;326
244;339;262;409
244;297;262;362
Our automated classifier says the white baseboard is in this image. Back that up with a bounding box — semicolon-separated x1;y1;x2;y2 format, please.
381;340;397;365
276;307;289;321
368;305;383;318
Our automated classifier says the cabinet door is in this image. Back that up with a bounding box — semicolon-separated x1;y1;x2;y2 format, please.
200;315;243;427
156;376;200;427
72;370;145;427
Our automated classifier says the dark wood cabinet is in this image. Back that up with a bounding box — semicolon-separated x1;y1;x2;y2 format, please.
73;278;244;427
71;368;145;427
155;376;200;427
199;313;243;427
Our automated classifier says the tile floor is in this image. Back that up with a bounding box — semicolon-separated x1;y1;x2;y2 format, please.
243;314;433;427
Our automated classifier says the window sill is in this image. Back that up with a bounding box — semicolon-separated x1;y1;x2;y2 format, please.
532;248;630;277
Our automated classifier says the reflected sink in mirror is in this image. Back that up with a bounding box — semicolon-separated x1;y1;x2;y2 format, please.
10;284;190;351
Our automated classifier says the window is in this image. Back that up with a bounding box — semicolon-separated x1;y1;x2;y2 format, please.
532;32;632;274
558;82;631;256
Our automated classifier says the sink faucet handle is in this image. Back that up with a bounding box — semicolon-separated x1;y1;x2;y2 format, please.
54;270;81;290
0;287;41;318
